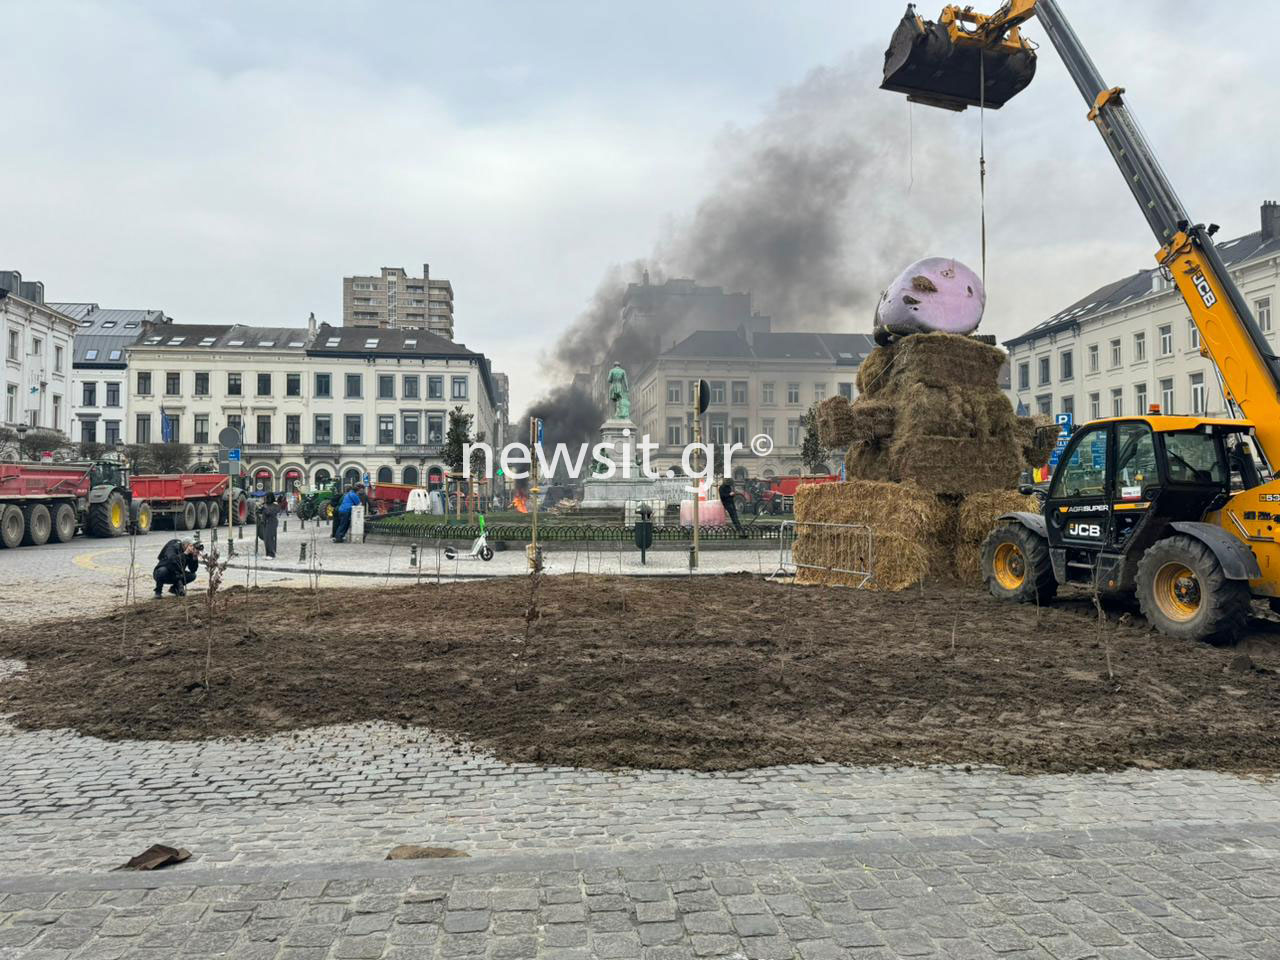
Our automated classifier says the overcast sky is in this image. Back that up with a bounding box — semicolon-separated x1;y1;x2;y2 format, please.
4;1;1277;412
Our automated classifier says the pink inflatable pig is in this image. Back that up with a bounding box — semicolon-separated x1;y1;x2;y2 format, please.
874;257;985;346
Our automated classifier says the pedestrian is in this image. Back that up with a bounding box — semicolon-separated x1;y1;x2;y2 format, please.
256;495;280;558
153;538;203;597
718;474;747;537
332;482;363;543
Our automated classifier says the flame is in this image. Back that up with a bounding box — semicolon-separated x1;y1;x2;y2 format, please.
513;488;529;513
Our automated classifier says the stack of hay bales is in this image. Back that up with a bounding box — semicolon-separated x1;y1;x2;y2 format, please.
797;333;1053;589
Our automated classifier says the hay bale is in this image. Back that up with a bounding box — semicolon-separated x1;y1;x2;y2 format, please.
795;530;932;592
844;442;895;482
816;395;857;448
849;400;897;443
1016;414;1057;468
888;435;1023;496
957;490;1041;543
883;333;1005;391
855;347;895;397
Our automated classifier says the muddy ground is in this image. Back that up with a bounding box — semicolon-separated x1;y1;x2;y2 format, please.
2;575;1279;774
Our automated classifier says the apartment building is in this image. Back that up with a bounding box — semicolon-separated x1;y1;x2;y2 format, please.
0;271;75;436
1005;201;1280;424
127;320;498;491
342;264;454;339
630;329;875;478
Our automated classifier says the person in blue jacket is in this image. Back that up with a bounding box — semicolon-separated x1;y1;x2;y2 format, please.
332;482;363;543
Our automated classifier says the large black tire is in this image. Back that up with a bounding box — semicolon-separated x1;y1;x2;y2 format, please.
22;504;51;546
195;500;210;529
0;504;25;548
87;492;128;538
131;500;153;535
208;500;221;529
1136;534;1251;644
981;522;1057;605
50;502;77;543
174;500;196;531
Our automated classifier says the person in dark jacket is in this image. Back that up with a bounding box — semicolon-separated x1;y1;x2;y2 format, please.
256;495;280;558
153;539;203;597
718;474;747;536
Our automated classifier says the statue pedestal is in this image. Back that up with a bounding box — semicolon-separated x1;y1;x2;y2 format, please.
579;418;688;510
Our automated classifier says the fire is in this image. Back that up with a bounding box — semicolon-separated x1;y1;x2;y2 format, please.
513;488;529;513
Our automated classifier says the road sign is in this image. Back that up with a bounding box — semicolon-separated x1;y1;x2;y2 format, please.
227;448;241;462
217;426;242;448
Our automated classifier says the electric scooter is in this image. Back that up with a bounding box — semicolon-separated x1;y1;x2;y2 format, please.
443;514;495;562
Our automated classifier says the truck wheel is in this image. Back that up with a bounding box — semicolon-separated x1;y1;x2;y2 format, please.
195;500;210;529
51;502;77;543
981;523;1057;604
1136;535;1251;644
132;500;153;535
208;500;221;528
235;495;249;524
87;492;128;538
22;504;52;546
174;500;196;531
0;505;25;548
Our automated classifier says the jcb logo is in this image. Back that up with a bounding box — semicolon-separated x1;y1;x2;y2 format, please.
1191;270;1217;308
1067;522;1102;538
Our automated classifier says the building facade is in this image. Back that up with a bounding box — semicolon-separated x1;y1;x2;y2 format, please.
342;264;454;339
630;329;874;478
1005;202;1280;425
127;320;498;491
0;272;76;436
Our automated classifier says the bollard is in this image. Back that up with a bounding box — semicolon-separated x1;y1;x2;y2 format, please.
237;524;243;540
283;519;288;534
299;542;307;563
227;535;235;558
409;544;418;567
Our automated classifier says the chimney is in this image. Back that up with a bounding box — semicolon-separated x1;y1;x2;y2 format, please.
307;311;317;337
1262;201;1280;242
423;263;430;282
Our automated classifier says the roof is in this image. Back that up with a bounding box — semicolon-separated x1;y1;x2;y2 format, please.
130;324;310;351
1005;226;1280;349
658;329;875;364
54;304;169;366
661;330;756;359
307;323;476;358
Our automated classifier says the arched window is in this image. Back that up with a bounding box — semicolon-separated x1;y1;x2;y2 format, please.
733;466;748;481
762;468;776;480
343;467;362;488
427;466;444;490
314;468;331;486
254;467;273;493
376;466;393;483
283;468;303;491
403;465;420;485
788;468;802;477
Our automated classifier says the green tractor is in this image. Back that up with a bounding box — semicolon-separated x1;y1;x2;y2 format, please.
297;480;342;521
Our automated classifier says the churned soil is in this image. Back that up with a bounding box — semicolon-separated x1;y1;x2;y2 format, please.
2;575;1279;774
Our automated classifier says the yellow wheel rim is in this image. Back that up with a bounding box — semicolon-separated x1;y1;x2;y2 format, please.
111;502;123;528
1153;562;1201;622
993;541;1026;590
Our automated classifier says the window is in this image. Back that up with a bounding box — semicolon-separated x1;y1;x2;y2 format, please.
762;382;775;405
1135;382;1148;413
256;415;272;445
1017;362;1030;391
1038;356;1051;385
786;383;800;405
1060;396;1074;418
31;336;41;355
1087;344;1099;374
81;419;97;444
137;371;151;395
314;415;332;444
7;329;17;359
378;374;395;400
1165;430;1225;485
1089;392;1100;420
667;381;682;404
194;415;209;445
1060;350;1073;381
1114;422;1158;497
105;382;119;407
427;413;444;444
54;345;63;373
227;414;242;434
731;420;748;446
1159;324;1173;356
1190;372;1206;415
1257;296;1272;333
1160;377;1174;411
838;382;854;400
1050;426;1108;499
732;381;748;405
451;376;468;400
1133;332;1147;362
82;382;97;407
428;376;444;400
363;338;379;349
1111;387;1123;417
344;414;362;443
376;466;393;484
1188;320;1201;351
194;371;209;396
135;413;151;444
104;420;119;446
227;372;242;396
814;382;827;402
379;415;395;444
705;381;724;405
761;418;774;442
286;415;300;444
257;373;272;396
4;384;14;423
402;414;420;444
1109;338;1122;368
315;373;332;398
709;416;727;445
108;350;121;361
166;372;180;396
52;395;61;427
286;373;301;397
1036;394;1052;416
403;375;420;400
787;419;801;446
666;418;683;446
345;373;362;398
85;349;98;361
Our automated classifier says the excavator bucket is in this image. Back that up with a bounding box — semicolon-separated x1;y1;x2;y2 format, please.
881;5;1036;111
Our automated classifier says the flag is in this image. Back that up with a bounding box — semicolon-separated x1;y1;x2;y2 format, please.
161;414;172;443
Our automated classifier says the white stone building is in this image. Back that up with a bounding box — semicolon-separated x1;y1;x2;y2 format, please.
630;329;875;478
0;272;76;437
1005;201;1280;424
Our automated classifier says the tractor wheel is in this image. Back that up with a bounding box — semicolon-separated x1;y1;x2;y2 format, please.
0;505;26;548
132;500;153;535
208;500;221;529
1136;535;1251;644
51;502;77;543
235;494;249;524
174;500;196;531
981;523;1057;605
195;500;210;530
87;492;128;538
324;501;335;520
22;504;52;546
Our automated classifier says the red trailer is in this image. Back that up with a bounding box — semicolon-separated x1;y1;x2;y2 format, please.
368;481;418;515
130;473;249;530
0;461;135;548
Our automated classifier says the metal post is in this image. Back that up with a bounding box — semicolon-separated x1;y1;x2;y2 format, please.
691;382;700;570
529;416;541;571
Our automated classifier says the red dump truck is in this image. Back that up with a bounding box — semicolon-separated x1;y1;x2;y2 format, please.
130;473;249;530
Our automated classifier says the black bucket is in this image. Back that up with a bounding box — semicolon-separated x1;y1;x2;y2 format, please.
881;6;1036;111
